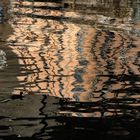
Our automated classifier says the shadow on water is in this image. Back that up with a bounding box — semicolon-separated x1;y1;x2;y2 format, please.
0;95;139;140
0;1;20;97
0;0;140;139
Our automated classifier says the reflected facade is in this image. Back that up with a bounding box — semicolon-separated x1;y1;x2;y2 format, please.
6;0;140;101
0;0;140;139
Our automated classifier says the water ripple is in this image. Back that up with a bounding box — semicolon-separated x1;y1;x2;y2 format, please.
0;0;140;139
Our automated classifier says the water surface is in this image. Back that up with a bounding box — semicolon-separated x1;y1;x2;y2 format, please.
0;0;140;139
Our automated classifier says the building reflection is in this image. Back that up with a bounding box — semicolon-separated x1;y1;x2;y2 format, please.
0;0;139;139
6;0;140;117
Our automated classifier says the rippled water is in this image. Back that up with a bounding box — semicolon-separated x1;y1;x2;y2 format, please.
0;0;140;139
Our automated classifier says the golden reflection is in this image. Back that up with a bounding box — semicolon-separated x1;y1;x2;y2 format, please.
6;0;140;117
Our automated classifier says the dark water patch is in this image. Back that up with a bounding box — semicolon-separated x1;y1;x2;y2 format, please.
79;59;88;66
25;0;63;2
0;16;20;94
19;4;63;11
34;115;140;140
99;74;140;82
0;135;41;140
113;86;140;93
0;125;9;130
0;6;4;23
0;94;139;139
0;116;8;120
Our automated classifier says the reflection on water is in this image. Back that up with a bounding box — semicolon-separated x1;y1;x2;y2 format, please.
0;0;140;139
0;50;7;70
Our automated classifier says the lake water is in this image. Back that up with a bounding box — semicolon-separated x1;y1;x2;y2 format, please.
0;0;140;139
